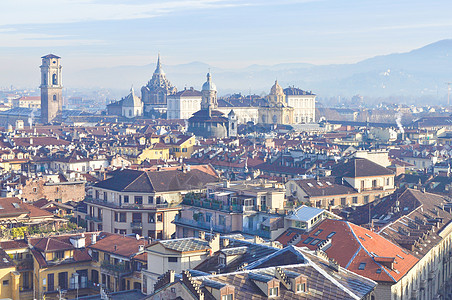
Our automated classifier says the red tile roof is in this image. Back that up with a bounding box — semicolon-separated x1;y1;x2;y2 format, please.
277;219;418;283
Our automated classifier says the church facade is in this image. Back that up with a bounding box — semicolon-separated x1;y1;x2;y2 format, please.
258;80;294;125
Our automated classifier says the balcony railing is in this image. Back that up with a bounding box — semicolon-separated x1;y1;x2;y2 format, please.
86;215;102;223
85;196;169;209
101;260;133;277
174;215;232;233
182;198;253;213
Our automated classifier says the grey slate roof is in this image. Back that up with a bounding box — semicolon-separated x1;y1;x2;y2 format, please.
158;238;210;253
332;158;394;178
192;246;376;300
94;168;218;193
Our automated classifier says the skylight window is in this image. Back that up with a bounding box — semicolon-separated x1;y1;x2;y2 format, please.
303;237;313;244
376;268;382;274
307;183;313;187
358;263;366;270
326;181;332;186
310;239;321;245
314;229;323;236
317;182;323;186
12;203;20;208
326;232;336;239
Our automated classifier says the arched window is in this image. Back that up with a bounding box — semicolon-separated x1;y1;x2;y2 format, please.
129;110;132;117
53;95;57;101
272;115;278;124
52;74;58;85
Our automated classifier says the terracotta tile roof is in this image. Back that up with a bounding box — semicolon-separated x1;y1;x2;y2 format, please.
0;197;29;218
89;232;148;258
22;202;54;218
277;219;418;283
0;239;28;250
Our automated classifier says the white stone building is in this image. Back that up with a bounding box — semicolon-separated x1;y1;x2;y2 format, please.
284;87;316;124
167;87;202;120
122;87;143;119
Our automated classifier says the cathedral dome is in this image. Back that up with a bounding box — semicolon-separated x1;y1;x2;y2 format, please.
270;80;284;96
202;73;217;92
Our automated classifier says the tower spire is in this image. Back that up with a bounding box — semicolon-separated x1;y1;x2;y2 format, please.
154;53;164;75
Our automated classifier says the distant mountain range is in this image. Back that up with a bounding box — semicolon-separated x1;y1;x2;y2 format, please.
63;39;452;101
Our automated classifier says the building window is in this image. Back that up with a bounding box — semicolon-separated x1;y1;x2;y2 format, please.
92;251;99;262
222;294;233;300
358;263;366;270
269;287;279;297
148;196;154;204
124;196;129;203
296;283;306;293
219;215;226;226
148;213;155;223
48;273;54;292
2;280;9;286
168;257;178;263
135;196;143;205
206;213;212;223
341;198;346;205
115;212;126;222
55;251;64;259
218;255;226;266
156;213;162;222
352;197;358;204
58;272;68;290
364;195;369;204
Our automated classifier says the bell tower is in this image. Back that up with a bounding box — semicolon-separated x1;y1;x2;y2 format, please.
40;54;63;124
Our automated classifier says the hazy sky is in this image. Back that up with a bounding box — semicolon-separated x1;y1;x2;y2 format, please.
1;0;452;87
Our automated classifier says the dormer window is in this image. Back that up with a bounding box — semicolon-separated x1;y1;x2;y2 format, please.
55;251;64;259
218;255;226;266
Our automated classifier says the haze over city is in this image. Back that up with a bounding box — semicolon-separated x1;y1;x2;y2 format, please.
1;0;452;97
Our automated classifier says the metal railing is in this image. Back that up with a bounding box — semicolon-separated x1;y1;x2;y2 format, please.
182;198;251;213
101;260;133;277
